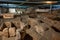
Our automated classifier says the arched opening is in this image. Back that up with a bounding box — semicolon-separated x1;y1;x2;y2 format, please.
27;25;31;29
51;26;60;33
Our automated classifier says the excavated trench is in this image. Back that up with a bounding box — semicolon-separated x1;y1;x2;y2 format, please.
52;17;60;21
0;13;60;40
23;34;33;40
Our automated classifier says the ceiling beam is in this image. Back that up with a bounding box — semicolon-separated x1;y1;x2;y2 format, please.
0;1;59;5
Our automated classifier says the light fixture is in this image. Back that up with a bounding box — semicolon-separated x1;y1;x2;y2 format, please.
43;1;57;4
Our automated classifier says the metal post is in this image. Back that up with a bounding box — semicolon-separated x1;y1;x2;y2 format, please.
50;4;52;14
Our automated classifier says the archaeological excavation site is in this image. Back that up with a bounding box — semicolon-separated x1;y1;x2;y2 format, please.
0;0;60;40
